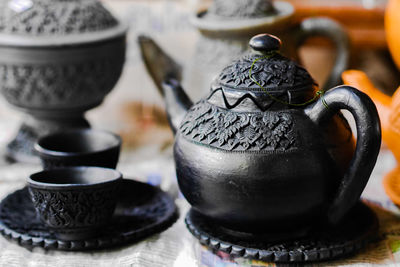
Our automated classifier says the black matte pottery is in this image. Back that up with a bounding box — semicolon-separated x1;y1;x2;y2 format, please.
186;202;378;262
0;179;178;251
148;34;381;239
0;0;127;163
28;166;122;241
35;129;121;169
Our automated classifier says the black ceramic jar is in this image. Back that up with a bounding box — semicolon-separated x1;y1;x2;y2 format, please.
0;0;127;162
157;34;381;237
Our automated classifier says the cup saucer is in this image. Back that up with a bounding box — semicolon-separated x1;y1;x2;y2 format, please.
0;179;178;251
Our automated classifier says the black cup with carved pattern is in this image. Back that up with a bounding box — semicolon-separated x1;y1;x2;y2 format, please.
28;166;122;241
35;129;121;170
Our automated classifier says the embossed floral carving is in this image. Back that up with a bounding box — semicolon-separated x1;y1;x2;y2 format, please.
180;101;297;151
0;0;118;35
0;57;123;109
28;186;119;228
206;0;274;19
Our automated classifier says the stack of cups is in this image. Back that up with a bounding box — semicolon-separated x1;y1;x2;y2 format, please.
27;129;123;241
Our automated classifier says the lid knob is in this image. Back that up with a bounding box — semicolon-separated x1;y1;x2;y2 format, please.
249;34;281;54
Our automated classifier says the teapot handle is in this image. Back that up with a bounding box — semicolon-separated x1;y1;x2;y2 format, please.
294;17;350;91
304;85;381;224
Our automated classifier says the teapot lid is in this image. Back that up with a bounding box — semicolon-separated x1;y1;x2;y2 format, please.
0;0;127;47
209;34;317;110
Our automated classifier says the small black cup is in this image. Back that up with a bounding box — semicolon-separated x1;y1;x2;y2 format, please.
35;129;121;169
28;166;122;241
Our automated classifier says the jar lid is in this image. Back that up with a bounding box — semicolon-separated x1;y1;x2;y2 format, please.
192;0;293;36
0;0;127;47
206;0;276;19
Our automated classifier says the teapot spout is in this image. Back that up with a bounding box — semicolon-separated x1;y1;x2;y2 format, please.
162;78;193;134
138;35;192;133
138;35;182;96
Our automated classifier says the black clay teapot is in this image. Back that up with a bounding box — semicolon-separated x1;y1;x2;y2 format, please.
147;34;381;236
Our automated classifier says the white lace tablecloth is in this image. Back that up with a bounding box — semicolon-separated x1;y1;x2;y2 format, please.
0;149;398;267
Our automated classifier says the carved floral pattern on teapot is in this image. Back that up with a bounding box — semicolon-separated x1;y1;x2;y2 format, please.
180;101;297;151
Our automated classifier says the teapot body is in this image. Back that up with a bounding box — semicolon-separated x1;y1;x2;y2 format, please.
174;99;354;231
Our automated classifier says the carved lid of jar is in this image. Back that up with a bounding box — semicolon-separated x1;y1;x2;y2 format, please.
206;0;276;19
0;0;127;47
193;0;294;34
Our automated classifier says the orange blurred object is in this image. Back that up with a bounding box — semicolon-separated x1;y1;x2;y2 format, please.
342;71;398;159
288;0;386;49
383;167;400;206
385;0;400;70
342;70;400;204
342;0;400;205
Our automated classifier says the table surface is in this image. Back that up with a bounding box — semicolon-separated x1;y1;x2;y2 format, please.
0;1;398;266
0;141;399;267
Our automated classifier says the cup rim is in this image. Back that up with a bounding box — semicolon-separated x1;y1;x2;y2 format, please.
35;129;122;157
28;166;122;189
